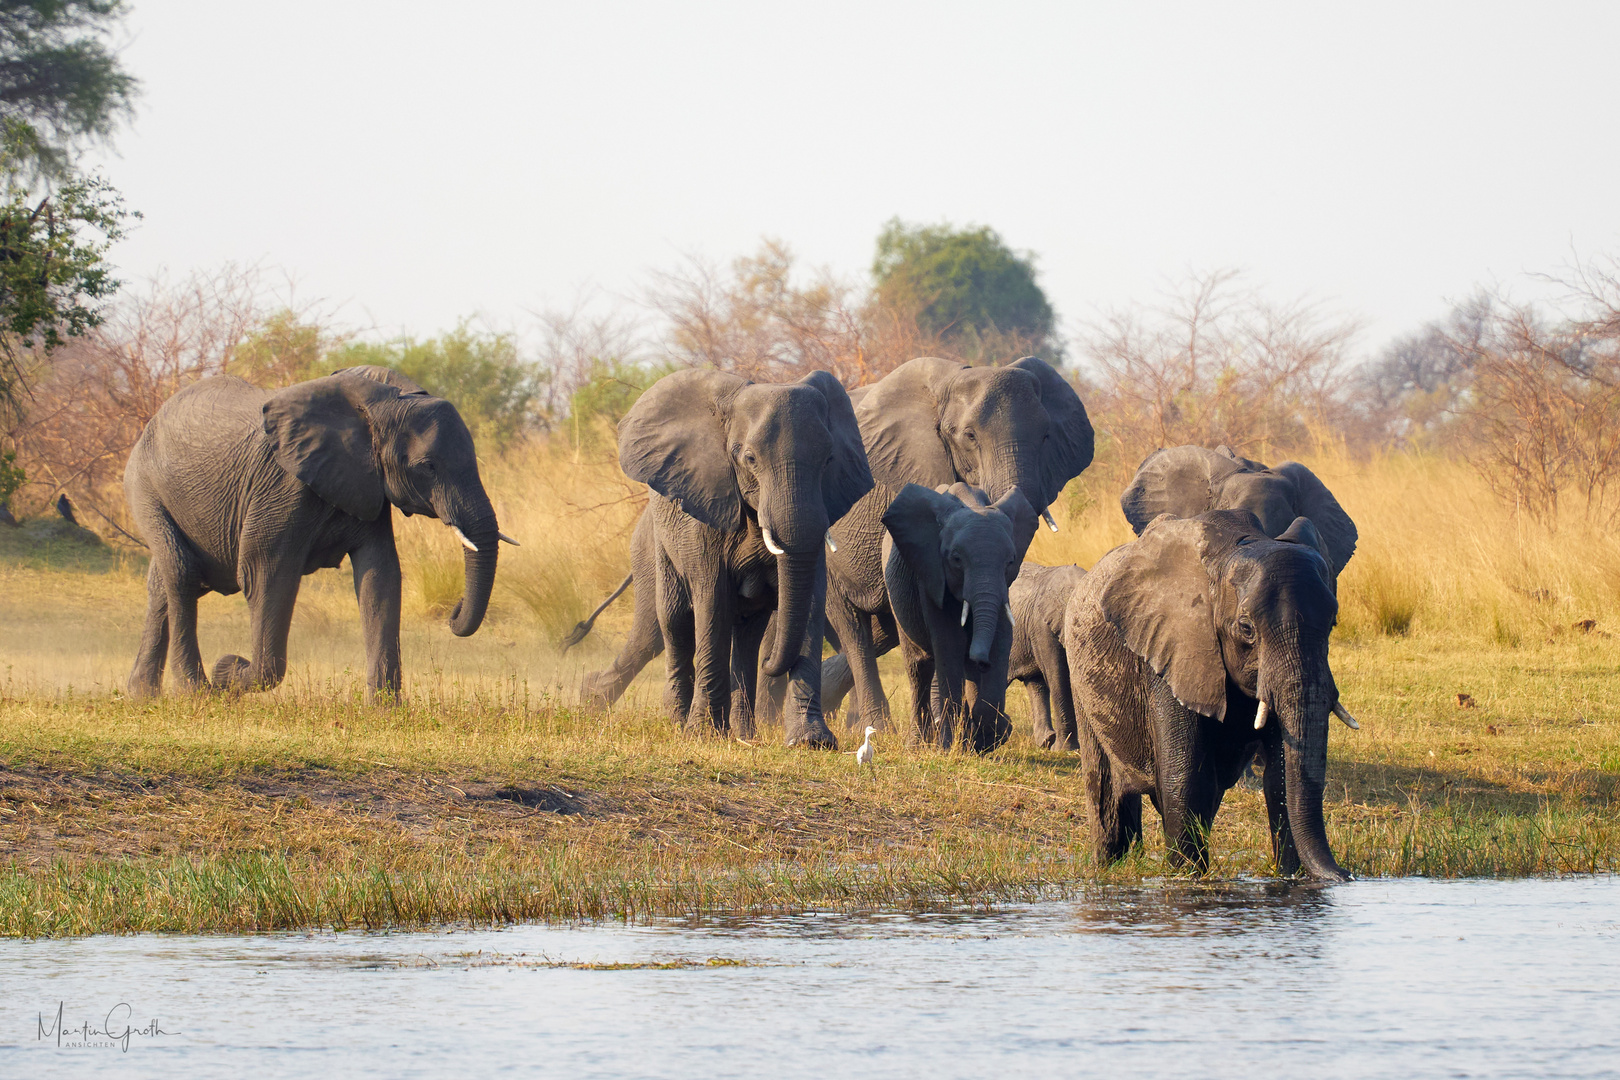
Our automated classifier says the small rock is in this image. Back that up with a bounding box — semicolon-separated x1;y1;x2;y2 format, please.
1456;693;1477;709
1574;618;1598;634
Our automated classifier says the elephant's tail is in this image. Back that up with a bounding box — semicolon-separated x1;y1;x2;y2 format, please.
559;574;634;654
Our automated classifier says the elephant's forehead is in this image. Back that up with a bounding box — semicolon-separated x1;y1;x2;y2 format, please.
942;507;1015;549
731;385;829;440
1219;473;1295;533
945;368;1040;415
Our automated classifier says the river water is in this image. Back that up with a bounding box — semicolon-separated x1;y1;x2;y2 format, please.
2;877;1616;1078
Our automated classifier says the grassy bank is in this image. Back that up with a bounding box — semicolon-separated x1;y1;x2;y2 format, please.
1;447;1618;936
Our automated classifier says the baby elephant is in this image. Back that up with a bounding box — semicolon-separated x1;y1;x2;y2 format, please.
882;482;1037;753
1007;561;1087;751
1063;508;1356;882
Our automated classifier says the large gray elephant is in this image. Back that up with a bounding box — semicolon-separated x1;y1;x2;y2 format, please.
821;355;1094;730
124;366;510;700
1063;509;1357;882
882;483;1036;751
581;368;871;746
1007;560;1086;751
1121;445;1357;577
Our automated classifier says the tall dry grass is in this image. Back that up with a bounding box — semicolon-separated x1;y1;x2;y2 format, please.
1026;448;1620;647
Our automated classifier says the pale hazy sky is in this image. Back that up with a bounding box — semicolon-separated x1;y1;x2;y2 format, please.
86;1;1620;354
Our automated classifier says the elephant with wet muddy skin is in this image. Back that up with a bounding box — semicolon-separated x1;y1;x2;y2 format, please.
577;368;872;747
124;366;512;700
1064;509;1359;882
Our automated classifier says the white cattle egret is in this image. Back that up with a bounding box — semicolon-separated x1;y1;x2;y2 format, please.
855;726;877;772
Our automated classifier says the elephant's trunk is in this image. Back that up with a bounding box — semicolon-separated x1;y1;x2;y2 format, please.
443;494;500;638
966;580;1003;666
1267;641;1350;882
762;550;819;679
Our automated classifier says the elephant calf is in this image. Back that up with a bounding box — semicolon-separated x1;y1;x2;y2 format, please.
1007;561;1086;751
124;366;510;700
1063;509;1356;882
883;482;1036;753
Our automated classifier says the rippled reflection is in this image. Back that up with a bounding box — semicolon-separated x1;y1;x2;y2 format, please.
1;878;1616;1080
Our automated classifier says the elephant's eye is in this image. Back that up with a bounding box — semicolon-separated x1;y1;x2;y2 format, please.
1236;615;1257;643
417;459;436;474
964;428;977;443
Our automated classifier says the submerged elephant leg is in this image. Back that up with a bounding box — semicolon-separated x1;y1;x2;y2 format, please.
128;563;171;698
351;535;403;700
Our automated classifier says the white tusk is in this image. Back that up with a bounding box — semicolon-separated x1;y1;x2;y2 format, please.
1004;603;1016;627
1254;699;1269;731
1041;509;1059;533
762;527;786;556
498;531;520;546
1333;702;1361;730
451;526;478;553
960;601;969;627
825;532;838;553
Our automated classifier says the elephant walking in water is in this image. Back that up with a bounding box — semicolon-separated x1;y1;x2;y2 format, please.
579;369;871;747
124;366;511;700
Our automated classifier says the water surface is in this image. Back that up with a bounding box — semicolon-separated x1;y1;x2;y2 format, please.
2;877;1616;1078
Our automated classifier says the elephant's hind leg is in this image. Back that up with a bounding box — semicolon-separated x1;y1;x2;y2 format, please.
128;564;171;698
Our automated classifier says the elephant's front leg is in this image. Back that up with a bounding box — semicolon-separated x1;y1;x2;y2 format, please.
688;571;735;734
351;534;403;700
1152;688;1225;874
214;559;304;693
729;610;772;739
1026;680;1056;748
1034;633;1078;752
781;563;836;750
825;590;889;734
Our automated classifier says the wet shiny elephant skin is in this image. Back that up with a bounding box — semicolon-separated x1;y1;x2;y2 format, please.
1063;509;1352;882
1007;561;1087;751
582;369;871;747
124;366;505;701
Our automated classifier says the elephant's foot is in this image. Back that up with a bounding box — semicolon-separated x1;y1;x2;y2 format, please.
785;716;838;751
580;671;614;709
210;654;253;693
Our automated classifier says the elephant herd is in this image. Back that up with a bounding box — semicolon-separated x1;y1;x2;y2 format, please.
122;359;1360;881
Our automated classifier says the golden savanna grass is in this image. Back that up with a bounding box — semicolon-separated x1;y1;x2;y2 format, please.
1;443;1617;936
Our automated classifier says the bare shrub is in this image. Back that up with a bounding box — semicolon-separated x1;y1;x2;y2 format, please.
1080;269;1361;477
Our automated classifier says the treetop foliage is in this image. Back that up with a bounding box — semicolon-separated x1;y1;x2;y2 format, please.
0;0;138;181
872;218;1058;362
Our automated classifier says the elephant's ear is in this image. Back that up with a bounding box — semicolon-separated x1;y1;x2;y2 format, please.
327;365;429;396
619;369;748;532
1120;445;1248;535
992;487;1039;574
1273;461;1357;577
1007;356;1095;507
262;375;389;521
799;370;874;524
1097;514;1227;720
881;482;957;608
854;357;962;488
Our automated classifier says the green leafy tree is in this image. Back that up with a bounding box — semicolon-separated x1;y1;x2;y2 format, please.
567;357;676;449
871;218;1058;362
0;1;138;180
325;322;544;450
232;307;338;387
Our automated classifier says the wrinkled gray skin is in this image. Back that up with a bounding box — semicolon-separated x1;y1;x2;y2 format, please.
1007;561;1087;751
1063;509;1351;882
581;369;871;747
819;356;1094;731
884;483;1036;753
125;366;503;700
1121;445;1357;577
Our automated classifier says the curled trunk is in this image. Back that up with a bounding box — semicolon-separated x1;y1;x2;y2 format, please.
762;550;818;678
448;538;498;636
